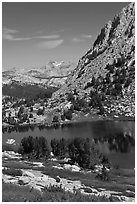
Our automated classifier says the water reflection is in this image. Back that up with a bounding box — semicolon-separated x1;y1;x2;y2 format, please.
93;132;135;154
2;120;135;169
3;122;135;155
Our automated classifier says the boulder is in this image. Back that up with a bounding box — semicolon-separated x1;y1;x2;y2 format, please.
64;164;72;170
18;177;30;185
71;165;81;172
56;176;61;183
22;171;35;178
2;151;22;159
6;139;15;145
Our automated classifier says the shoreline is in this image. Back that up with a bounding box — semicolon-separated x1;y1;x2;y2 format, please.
2;115;135;131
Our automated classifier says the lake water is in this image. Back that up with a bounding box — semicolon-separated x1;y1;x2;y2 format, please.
3;120;135;169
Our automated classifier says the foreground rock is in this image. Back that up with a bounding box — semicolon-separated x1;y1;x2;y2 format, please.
2;151;135;202
2;168;134;202
2;151;22;160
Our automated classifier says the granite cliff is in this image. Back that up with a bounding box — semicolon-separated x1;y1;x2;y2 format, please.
52;3;135;119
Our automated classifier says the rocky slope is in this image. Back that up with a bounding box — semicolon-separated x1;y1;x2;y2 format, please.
2;61;75;88
52;3;135;119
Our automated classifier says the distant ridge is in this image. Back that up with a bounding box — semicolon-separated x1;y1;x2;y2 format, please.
2;61;75;88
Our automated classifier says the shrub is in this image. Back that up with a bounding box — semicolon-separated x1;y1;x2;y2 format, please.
44;184;64;193
89;91;104;114
59;138;68;157
18;136;50;159
91;76;96;86
61;114;65;121
2;167;22;177
98;103;105;115
29;113;33;118
50;139;59;156
19;136;34;154
67;93;75;103
114;83;122;95
51;138;68;158
68;137;103;169
37;108;44;115
124;78;132;88
33;136;50;159
105;64;114;74
73;98;86;111
105;73;111;84
84;82;92;89
52;115;59;123
114;56;125;67
64;109;73;120
96;165;110;181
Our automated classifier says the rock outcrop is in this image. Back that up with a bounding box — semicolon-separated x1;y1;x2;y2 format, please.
2;168;135;202
52;3;135;118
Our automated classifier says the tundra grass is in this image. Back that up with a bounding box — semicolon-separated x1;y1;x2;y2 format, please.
41;163;135;197
2;158;135;199
2;182;111;202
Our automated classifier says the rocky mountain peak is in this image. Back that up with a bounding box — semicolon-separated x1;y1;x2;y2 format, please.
77;2;135;71
52;3;135;119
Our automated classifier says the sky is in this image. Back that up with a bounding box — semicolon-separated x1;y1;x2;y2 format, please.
2;2;129;70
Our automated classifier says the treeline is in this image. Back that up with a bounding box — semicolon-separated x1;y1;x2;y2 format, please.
18;136;109;169
2;82;58;99
18;136;50;159
64;52;135;116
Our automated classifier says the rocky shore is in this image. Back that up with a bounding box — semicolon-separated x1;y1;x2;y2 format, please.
2;151;135;202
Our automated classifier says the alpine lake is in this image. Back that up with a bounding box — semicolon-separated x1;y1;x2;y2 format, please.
3;120;135;169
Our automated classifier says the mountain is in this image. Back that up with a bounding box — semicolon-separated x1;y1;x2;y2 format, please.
2;61;75;88
52;3;135;119
2;61;75;99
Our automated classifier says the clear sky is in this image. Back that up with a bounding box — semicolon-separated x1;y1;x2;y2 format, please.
2;2;129;70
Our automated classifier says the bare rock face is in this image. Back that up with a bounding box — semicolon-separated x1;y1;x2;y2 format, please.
53;3;135;118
